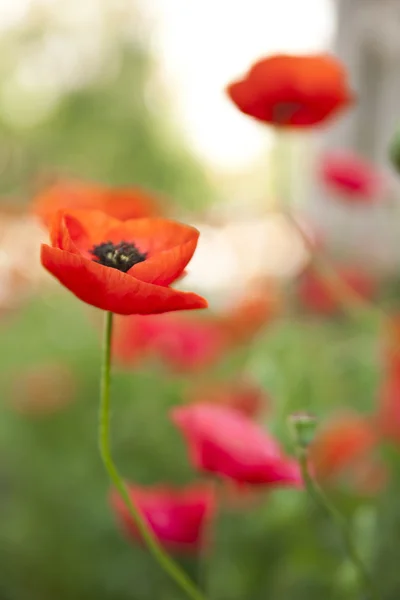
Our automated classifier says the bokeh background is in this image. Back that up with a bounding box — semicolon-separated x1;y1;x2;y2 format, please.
1;0;400;599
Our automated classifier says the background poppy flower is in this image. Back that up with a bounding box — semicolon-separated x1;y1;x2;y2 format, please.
41;209;207;314
220;281;280;345
188;380;268;419
113;312;225;372
227;54;353;128
171;403;301;488
310;413;385;493
320;150;386;203
376;374;400;443
9;362;76;416
298;266;376;315
33;179;162;228
110;482;215;553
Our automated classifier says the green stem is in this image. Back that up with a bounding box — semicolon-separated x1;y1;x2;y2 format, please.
99;311;206;600
285;210;381;320
297;448;380;600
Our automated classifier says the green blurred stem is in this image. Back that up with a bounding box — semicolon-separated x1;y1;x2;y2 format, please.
297;448;380;600
285;210;381;321
99;310;207;600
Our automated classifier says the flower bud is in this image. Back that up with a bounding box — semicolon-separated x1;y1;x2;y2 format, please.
389;127;400;173
288;412;317;450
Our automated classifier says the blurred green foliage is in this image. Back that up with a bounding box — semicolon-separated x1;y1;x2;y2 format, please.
0;291;396;600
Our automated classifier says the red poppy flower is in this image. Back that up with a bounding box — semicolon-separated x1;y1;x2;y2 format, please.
188;380;268;419
41;210;207;315
298;266;376;315
382;314;400;379
221;282;280;344
171;403;301;488
110;482;215;553
33;179;162;228
320;150;386;203
113;312;225;371
227;54;353;128
310;413;385;493
376;374;400;443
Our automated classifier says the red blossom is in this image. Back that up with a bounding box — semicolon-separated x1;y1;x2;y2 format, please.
110;483;216;553
33;179;161;228
171;403;301;488
298;266;376;315
113;312;225;372
310;413;386;493
227;54;353;128
188;380;268;419
41;209;207;315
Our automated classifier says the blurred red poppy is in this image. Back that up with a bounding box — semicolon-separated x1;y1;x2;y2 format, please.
41;209;207;314
298;266;376;315
171;403;301;488
110;483;215;553
377;374;400;443
320;150;386;203
221;282;280;344
310;413;385;493
383;314;400;379
113;312;225;371
227;54;353;128
33;179;161;228
188;380;268;419
10;362;76;415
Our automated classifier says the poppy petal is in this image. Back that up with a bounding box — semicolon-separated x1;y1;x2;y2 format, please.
41;245;208;315
106;218;200;285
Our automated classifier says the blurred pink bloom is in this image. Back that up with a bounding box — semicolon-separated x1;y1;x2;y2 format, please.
320;150;386;203
113;313;225;372
171;403;301;488
110;483;215;553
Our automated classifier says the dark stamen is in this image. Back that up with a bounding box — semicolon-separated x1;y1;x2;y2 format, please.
91;241;147;273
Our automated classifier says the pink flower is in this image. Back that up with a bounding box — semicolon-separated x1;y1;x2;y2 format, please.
171;403;302;488
320;150;386;203
113;313;225;372
110;482;216;553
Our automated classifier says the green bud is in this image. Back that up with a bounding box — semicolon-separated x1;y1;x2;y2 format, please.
288;412;317;450
389;127;400;173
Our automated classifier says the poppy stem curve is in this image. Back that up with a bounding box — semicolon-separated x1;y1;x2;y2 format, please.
297;448;380;600
98;310;207;600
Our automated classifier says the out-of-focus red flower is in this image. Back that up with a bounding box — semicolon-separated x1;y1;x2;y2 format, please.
298;266;376;315
110;483;215;553
375;315;400;442
113;281;278;372
376;374;400;443
383;314;400;379
227;54;353;128
41;209;207;315
320;150;386;203
171;403;301;488
10;362;76;415
33;179;162;228
221;282;280;344
188;380;268;419
113;312;225;371
310;413;385;493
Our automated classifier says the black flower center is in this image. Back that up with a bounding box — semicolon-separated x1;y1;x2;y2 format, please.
91;241;147;273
